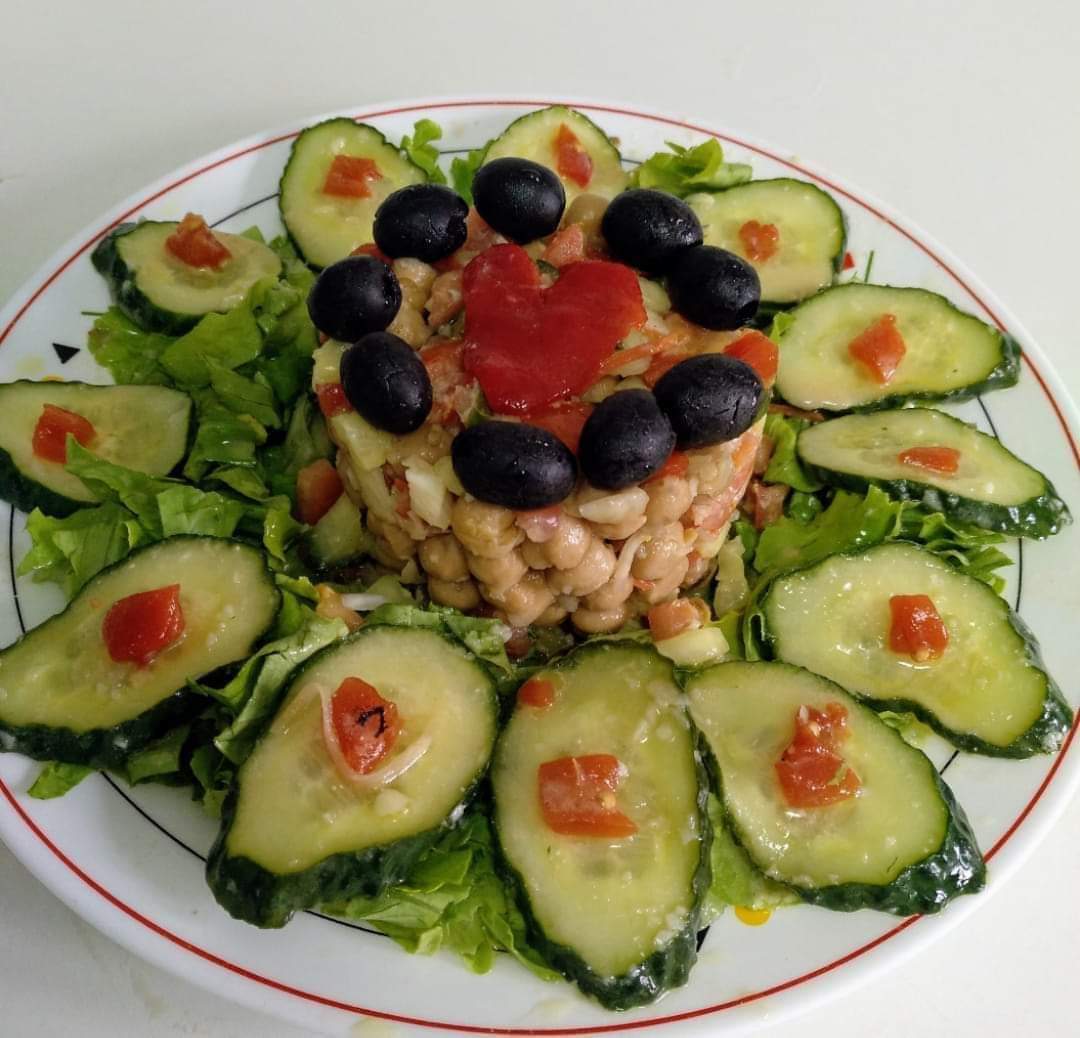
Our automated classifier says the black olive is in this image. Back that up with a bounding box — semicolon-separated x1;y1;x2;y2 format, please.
653;354;766;449
578;390;676;490
373;184;469;263
340;332;432;434
600;189;703;276
472;158;566;244
307;255;401;342
451;421;577;509
666;245;760;330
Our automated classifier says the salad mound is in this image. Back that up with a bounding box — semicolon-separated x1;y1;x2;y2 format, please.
0;106;1070;1012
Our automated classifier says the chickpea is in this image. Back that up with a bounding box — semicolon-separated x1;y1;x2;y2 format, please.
547;538;616;598
386;304;431;349
572;604;629;635
483;571;555;628
588;513;647;541
429;577;481;611
418;534;470;583
645;476;694;526
632;524;690;582
467;548;527;593
535;603;569;627
576;485;649;526
452;498;523;559
521;540;552;570
584;572;634;612
635;554;690;605
372;536;406;569
367;514;417;560
392;258;437;309
542;515;591;570
426;269;463;329
683;551;714;588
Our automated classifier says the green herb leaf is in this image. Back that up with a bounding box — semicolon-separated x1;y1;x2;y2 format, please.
27;762;94;800
401;119;448;185
630;139;752;197
762;414;823;493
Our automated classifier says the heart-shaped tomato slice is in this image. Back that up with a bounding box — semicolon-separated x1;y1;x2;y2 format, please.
462;244;645;413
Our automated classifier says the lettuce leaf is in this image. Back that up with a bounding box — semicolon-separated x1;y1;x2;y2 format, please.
324;810;558;980
206;360;280;428
365;603;512;675
897;507;1012;594
630;139;752;197
762;414;823;493
401;119;448;185
450;145;489;205
125;724;191;785
27;762;93;800
87;308;174;385
160;305;264;387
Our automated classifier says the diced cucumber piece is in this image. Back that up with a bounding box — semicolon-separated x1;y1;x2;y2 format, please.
0;537;279;767
688;179;846;304
774;284;1020;411
279;119;427;268
206;625;498;927
482;106;628;202
0;381;192;516
760;542;1072;756
92;221;282;334
492;642;709;1009
687;660;985;914
797;408;1070;538
307;492;371;567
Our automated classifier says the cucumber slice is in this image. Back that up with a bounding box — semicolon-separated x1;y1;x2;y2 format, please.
279;119;427;269
482;106;628;203
92;221;282;334
760;542;1072;756
688;179;846;304
0;537;279;768
687;660;984;914
492;642;709;1010
797;408;1070;538
774;284;1020;412
0;381;192;516
306;492;371;567
206;625;498;927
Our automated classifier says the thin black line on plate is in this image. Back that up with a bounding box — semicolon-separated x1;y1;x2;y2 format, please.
7;508;26;635
975;395;1024;614
210;192;280;228
938;749;960;777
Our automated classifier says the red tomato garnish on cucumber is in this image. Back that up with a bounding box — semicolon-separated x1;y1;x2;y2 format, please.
889;594;949;661
775;703;861;808
322;155;382;198
538;754;638;837
518;677;555;709
102;585;185;667
725;330;779;386
295;459;343;525
897;446;961;475
847;313;906;384
738;220;780;262
316;383;353;417
328;677;400;775
462;244;645;413
165;213;232;270
32;404;95;463
523;400;594;454
554;124;593;188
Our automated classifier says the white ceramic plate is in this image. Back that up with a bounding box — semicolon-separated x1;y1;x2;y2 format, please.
1;98;1078;1037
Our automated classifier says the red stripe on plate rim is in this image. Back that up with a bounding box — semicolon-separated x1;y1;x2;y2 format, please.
1;97;1078;1033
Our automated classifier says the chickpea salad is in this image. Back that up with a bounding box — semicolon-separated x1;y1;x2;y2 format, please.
0;107;1071;1010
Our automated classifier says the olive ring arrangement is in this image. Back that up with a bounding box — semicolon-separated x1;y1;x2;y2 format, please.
0;103;1073;1018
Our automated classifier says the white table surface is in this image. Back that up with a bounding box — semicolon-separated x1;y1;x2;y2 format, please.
2;1;1078;1034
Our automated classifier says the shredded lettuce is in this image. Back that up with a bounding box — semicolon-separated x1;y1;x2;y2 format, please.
159;305;264;386
401;119;447;185
87;309;174;385
125;724;192;785
27;762;93;800
366;603;512;675
630;139;751;197
324;810;558;980
762;413;823;493
450;145;489;204
897;507;1013;594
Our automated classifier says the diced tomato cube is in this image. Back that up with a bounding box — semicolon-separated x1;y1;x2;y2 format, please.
889;594;949;661
541;223;587;268
897;446;961;476
518;677;555;709
647;598;702;642
351;242;392;265
165;213;231;270
644;450;689;484
744;480;789;530
554;124;593;188
738;220;780;263
725;330;779;386
848;313;906;384
538;754;637;837
316;383;354;417
32;404;95;463
842;252;856;271
322;155;382;198
296;459;344;525
102;585;185;667
328;677;399;775
775;702;861;808
643;351;690;389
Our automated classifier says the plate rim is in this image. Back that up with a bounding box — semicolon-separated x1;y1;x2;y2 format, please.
1;93;1078;1035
